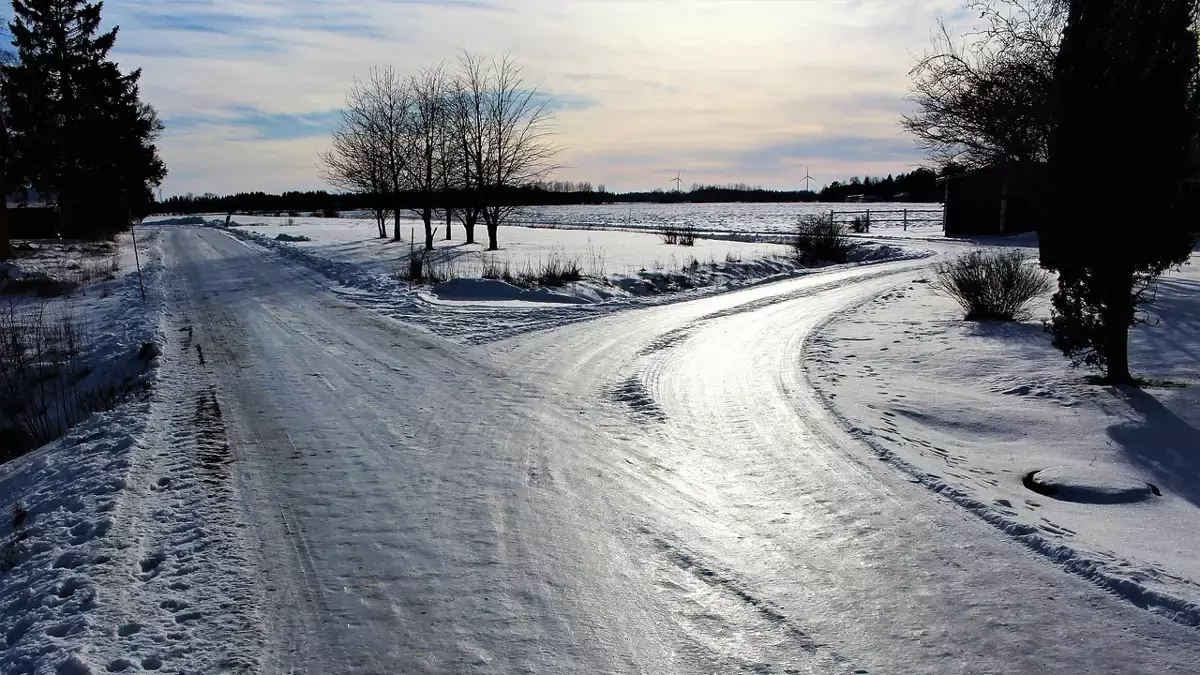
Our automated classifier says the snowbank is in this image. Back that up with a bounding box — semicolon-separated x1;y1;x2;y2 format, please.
1025;466;1160;504
144;216;205;226
0;408;150;674
1;226;169;672
807;258;1200;626
429;278;588;304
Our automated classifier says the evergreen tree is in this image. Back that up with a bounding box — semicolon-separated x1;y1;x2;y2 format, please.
1;0;166;238
1044;0;1198;384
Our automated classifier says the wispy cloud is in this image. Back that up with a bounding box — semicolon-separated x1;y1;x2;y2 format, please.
165;106;341;141
6;0;973;193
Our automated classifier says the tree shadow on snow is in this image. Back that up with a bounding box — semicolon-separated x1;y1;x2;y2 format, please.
944;232;1041;250
1108;389;1200;509
1130;277;1200;377
962;320;1054;350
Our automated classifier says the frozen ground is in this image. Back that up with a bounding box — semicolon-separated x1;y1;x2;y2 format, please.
7;219;1200;674
808;258;1200;625
0;229;172;674
1;226;269;675
146;215;917;343
127;226;1200;673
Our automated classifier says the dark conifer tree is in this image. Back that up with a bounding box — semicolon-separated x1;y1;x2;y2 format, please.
1044;0;1198;383
1;0;166;238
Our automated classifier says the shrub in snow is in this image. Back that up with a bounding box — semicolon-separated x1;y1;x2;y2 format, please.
932;250;1052;322
481;253;583;288
792;215;851;265
0;272;77;297
274;233;312;243
0;302;92;458
395;253;462;285
658;223;697;247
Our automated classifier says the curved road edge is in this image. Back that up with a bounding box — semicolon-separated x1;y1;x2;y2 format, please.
801;267;1200;628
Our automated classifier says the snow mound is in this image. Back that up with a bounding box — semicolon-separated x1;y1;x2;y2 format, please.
429;278;588;304
1025;466;1161;504
146;216;206;226
274;233;312;242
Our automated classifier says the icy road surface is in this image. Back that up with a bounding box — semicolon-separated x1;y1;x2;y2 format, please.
164;226;1200;674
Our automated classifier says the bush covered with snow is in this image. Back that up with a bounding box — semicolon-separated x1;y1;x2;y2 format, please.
792;215;851;265
932;250;1052;321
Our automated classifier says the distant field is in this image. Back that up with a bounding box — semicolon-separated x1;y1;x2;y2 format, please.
312;201;946;240
514;202;945;237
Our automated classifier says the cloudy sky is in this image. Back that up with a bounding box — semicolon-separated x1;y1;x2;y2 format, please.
34;0;973;196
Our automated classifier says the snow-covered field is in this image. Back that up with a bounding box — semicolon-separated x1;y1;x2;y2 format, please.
145;215;917;343
515;201;946;237
234;214;795;281
808;258;1200;625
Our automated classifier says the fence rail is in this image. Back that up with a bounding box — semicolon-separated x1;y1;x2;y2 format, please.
828;208;944;232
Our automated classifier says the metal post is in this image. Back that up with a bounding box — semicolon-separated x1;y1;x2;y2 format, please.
130;219;146;300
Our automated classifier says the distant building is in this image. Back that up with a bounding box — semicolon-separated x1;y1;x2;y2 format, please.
938;165;1050;237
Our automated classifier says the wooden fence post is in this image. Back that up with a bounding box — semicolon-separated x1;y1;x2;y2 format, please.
866;209;871;233
903;209;908;231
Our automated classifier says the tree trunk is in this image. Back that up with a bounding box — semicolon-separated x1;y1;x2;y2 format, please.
423;207;434;251
487;222;499;251
464;212;476;245
1102;264;1135;385
0;114;9;261
445;207;453;240
375;209;387;238
0;185;9;262
393;208;402;242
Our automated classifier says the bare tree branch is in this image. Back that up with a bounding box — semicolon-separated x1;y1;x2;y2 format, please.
902;0;1065;169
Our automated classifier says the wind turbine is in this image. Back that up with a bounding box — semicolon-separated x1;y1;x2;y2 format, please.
671;170;683;192
801;166;815;192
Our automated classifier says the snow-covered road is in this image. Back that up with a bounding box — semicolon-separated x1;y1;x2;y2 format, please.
161;226;1200;674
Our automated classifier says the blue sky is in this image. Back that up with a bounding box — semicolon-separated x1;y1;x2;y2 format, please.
10;0;973;195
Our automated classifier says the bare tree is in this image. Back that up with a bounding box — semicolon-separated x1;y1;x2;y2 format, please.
902;0;1067;168
319;77;390;238
449;52;491;246
326;54;559;252
436;81;460;241
366;66;411;242
320;66;411;240
402;65;451;251
455;52;559;251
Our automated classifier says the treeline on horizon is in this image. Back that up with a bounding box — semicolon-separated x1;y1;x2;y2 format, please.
154;168;949;216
